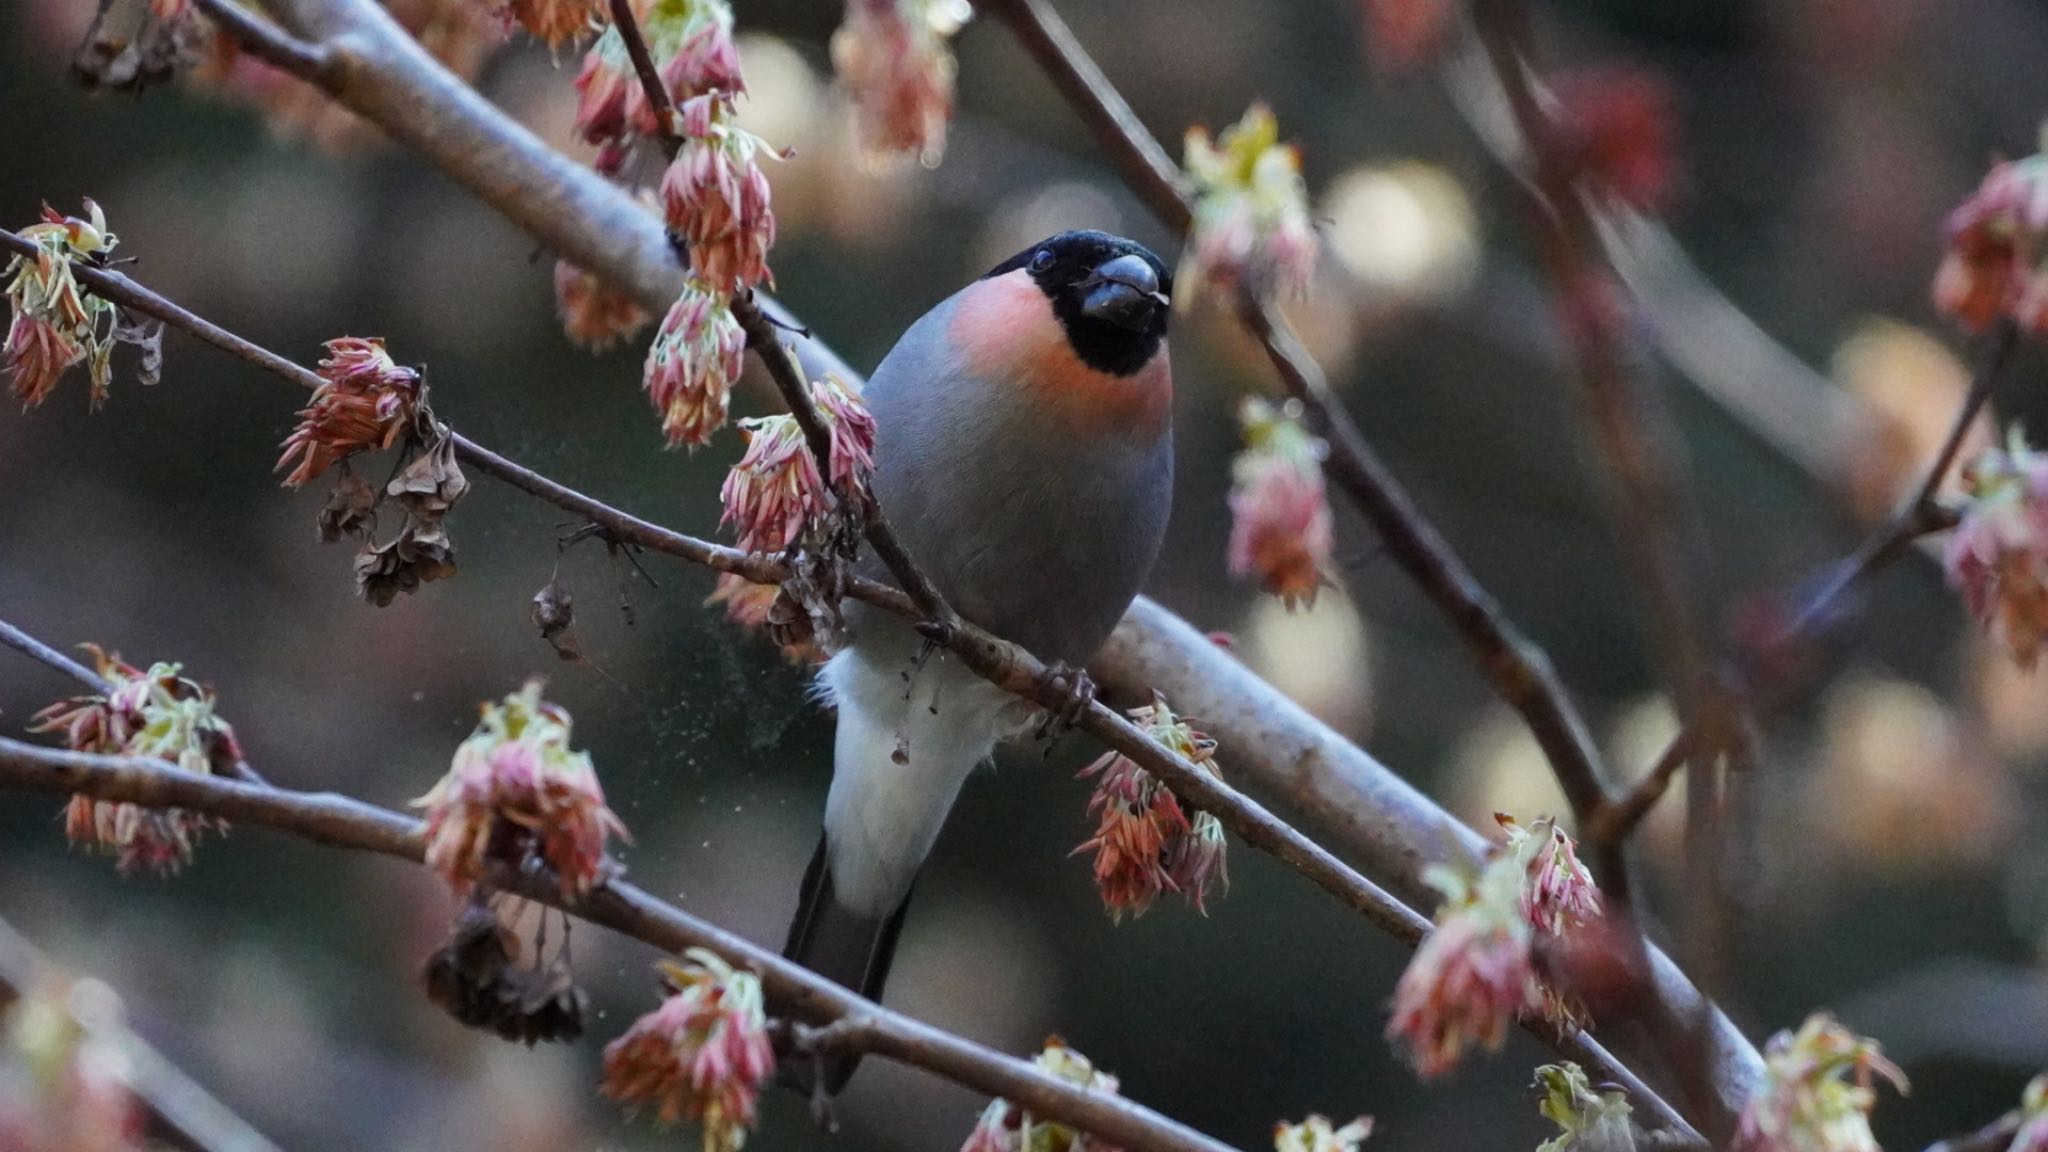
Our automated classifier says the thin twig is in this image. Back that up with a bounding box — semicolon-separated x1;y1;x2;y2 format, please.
0;737;1233;1152
1625;319;2020;836
0;617;109;693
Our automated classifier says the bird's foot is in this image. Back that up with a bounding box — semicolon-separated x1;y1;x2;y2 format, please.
1034;661;1096;740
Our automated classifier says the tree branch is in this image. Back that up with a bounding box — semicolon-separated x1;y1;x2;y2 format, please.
190;0;331;78
178;0;1752;1125
0;617;110;693
0;738;1236;1152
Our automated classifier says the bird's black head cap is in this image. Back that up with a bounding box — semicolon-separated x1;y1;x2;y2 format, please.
983;230;1172;377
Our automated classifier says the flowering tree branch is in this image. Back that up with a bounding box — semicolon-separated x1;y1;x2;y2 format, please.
0;214;1699;1139
72;0;1733;1133
0;737;1243;1152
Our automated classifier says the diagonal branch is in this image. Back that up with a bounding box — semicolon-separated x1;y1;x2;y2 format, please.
0;736;1234;1152
1;220;1701;1140
161;0;1744;1127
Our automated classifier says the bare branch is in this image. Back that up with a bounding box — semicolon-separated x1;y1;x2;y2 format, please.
0;736;1239;1152
0;617;110;693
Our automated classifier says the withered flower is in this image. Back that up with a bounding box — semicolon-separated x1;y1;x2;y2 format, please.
354;521;458;606
423;901;588;1045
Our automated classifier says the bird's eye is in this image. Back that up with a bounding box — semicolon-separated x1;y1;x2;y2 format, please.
1028;249;1055;273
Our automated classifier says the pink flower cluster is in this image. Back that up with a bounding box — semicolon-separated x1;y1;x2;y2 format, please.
831;0;970;166
1944;429;2048;668
601;949;775;1152
1228;397;1334;609
1934;148;2048;333
554;259;650;352
4;200;120;409
1385;815;1602;1077
2011;1074;2048;1152
31;645;242;875
1182;105;1319;307
1734;1014;1906;1152
1073;694;1229;920
574;0;743;150
413;679;629;898
960;1039;1122;1152
276;337;423;487
661;94;779;293
644;281;746;448
718;373;877;552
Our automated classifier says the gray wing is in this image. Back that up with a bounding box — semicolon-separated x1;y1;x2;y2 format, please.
849;297;1172;665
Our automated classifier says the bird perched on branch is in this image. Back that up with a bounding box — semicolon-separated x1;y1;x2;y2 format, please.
784;230;1175;1090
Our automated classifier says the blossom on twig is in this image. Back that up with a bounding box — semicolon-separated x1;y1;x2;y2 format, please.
1944;428;2048;668
717;374;876;551
1073;693;1230;920
1228;397;1334;609
1734;1014;1907;1152
1535;1062;1636;1152
1182;105;1319;307
575;0;742;147
831;0;970;166
277;337;424;487
601;949;775;1152
30;646;242;875
1386;814;1602;1077
4;200;121;409
1934;138;2048;333
661;95;780;293
1273;1114;1374;1152
644;280;745;448
555;259;651;351
959;1038;1122;1152
413;679;629;898
719;413;824;553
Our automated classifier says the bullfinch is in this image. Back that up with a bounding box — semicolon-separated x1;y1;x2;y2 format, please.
783;230;1175;1089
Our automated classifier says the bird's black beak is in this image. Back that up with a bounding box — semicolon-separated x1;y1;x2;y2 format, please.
1078;253;1168;332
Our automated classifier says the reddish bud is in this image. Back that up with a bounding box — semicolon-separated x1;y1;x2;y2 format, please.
277;337;423;487
601;949;775;1150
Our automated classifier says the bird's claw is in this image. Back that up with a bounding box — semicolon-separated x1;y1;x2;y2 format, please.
1034;662;1096;739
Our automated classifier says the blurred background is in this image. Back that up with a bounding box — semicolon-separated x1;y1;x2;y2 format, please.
6;0;2048;1148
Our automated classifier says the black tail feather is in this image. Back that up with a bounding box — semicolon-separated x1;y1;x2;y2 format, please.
782;834;913;1093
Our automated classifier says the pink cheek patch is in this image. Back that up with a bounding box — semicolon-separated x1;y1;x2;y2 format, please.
948;270;1172;433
